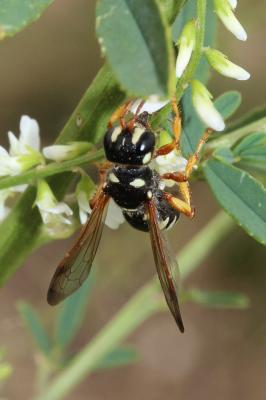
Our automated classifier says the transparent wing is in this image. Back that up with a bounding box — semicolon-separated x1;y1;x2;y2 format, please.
47;191;110;305
147;200;184;332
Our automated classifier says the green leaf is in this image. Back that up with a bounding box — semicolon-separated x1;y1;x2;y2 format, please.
213;147;234;164
233;132;266;171
0;0;54;40
184;288;250;309
226;103;266;133
95;346;139;370
203;159;266;245
54;277;93;349
96;0;174;98
17;301;52;355
214;91;242;120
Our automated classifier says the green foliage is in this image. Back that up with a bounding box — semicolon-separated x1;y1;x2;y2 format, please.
214;91;242;120
95;346;139;370
96;0;175;97
233;132;266;172
183;288;250;309
0;0;54;40
17;301;52;355
203;159;266;245
55;277;93;349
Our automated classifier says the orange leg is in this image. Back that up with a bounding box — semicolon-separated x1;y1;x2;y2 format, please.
154;96;182;157
108;100;133;129
163;191;194;218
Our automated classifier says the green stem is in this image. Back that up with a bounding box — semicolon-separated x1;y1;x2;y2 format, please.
35;211;234;400
0;150;104;191
152;0;207;128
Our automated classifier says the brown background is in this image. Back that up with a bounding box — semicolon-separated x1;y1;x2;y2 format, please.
0;1;266;399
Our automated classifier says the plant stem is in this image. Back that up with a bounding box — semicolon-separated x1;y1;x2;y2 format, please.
152;0;207;128
0;150;104;191
35;211;234;400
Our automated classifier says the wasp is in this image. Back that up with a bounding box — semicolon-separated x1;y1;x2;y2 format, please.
47;98;212;333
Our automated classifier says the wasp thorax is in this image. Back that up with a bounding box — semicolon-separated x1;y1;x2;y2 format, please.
104;125;155;165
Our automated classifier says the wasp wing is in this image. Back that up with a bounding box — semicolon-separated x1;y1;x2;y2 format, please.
47;191;110;305
147;200;184;332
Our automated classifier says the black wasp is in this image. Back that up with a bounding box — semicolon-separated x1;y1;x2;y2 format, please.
47;99;211;333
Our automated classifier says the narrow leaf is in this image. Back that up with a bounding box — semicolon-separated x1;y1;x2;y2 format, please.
94;346;139;370
203;159;266;245
226;103;266;133
96;0;174;97
233;132;266;171
0;0;54;40
54;277;93;349
214;91;242;120
17;301;52;355
184;288;250;309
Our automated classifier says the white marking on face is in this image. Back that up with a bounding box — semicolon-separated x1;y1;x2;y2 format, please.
109;172;119;183
142;152;152;164
166;216;176;230
111;127;122;142
147;191;153;199
159;217;169;230
132;127;145;145
142;214;148;221
130;178;145;188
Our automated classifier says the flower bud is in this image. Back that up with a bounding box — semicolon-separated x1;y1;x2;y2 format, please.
214;0;247;41
191;80;225;131
175;20;196;78
204;47;250;80
43;142;92;162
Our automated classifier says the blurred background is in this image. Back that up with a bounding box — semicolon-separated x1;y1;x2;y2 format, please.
0;0;266;399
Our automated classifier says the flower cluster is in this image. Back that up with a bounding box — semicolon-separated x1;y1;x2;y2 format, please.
0;116;124;235
133;0;250;132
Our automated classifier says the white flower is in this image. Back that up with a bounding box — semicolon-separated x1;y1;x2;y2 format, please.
130;96;169;114
76;175;124;229
191;80;225;132
204;48;250;80
175;20;196;78
155;150;188;187
228;0;237;9
0;184;27;222
43;142;92;162
35;180;73;237
0;115;43;177
214;0;247;41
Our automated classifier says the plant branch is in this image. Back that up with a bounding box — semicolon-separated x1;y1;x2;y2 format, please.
0;150;104;191
152;0;207;128
35;211;234;400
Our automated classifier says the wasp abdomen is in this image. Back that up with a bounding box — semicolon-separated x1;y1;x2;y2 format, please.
123;198;180;232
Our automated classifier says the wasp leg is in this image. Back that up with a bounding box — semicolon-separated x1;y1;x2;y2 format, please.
128;100;146;131
154;96;182;157
108;100;133;129
184;128;213;178
163;191;195;218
